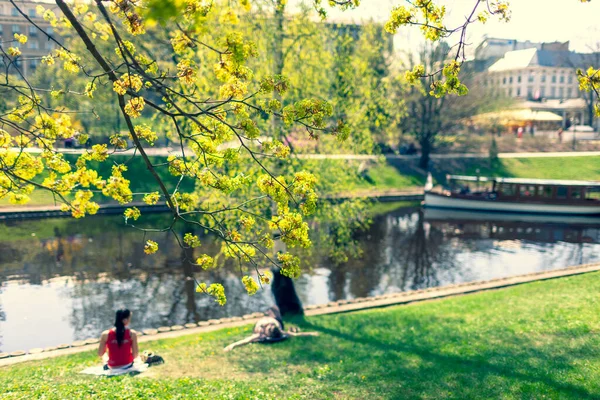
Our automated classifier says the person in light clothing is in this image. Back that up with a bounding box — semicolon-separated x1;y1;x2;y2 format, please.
224;306;319;352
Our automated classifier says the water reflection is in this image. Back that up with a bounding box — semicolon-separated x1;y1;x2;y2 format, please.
2;207;600;352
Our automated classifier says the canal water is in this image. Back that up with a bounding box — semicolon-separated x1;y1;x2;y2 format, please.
1;205;600;352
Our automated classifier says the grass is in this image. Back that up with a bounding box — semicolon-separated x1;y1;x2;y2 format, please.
469;156;600;180
0;155;194;207
0;157;424;209
430;155;600;185
2;155;598;208
357;163;424;192
3;272;600;399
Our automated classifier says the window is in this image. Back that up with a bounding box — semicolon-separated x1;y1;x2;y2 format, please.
517;75;522;83
568;75;573;84
28;40;38;49
30;59;38;72
509;76;513;84
571;188;582;200
527;87;533;97
559;75;565;84
517;88;521;96
559;87;564;98
551;87;556;97
586;187;600;200
12;24;20;34
556;186;568;199
499;184;516;196
539;186;553;198
503;77;507;84
540;87;546;97
528;74;534;83
11;7;18;16
519;185;536;197
552;75;557;83
45;41;54;50
567;88;572;98
29;26;37;37
46;26;54;36
541;74;546;83
0;25;3;36
508;88;512;96
28;9;35;18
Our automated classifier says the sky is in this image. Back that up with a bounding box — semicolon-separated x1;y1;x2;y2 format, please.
304;0;600;54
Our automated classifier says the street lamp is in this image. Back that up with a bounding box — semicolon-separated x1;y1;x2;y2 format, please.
572;117;578;150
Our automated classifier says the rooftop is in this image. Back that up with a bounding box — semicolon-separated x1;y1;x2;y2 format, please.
488;48;576;72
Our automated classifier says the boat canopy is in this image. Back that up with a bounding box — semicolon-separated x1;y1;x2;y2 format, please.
447;175;600;187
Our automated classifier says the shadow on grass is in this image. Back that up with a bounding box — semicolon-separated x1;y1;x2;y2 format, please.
233;312;598;399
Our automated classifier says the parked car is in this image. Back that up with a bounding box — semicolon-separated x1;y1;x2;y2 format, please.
64;137;76;148
375;143;396;154
399;143;418;155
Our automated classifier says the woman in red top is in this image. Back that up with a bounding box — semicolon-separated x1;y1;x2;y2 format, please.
98;309;139;369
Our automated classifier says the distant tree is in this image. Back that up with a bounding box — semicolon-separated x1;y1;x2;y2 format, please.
328;23;402;153
394;42;510;169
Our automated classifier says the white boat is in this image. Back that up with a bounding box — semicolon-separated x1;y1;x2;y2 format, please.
424;175;600;215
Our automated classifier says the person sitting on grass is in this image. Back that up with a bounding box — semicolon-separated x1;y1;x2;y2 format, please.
223;306;319;352
98;309;139;369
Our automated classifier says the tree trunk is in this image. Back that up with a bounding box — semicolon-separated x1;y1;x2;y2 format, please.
182;228;199;323
419;139;431;170
270;1;285;138
271;268;304;317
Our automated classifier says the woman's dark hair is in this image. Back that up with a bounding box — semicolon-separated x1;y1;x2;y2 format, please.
114;309;131;346
266;324;283;340
265;305;284;330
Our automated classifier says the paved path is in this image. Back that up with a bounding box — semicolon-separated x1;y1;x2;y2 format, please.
1;261;599;367
10;147;600;160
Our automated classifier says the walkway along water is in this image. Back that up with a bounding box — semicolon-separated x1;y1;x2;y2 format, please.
11;147;600;159
2;261;599;367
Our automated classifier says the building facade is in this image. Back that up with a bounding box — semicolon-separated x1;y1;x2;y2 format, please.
475;38;599;129
0;0;60;76
483;48;583;101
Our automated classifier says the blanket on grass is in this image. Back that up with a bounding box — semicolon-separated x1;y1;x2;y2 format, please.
80;361;148;376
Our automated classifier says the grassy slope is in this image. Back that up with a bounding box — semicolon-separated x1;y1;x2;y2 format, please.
1;155;597;207
459;156;600;180
3;272;600;399
429;156;600;186
0;157;424;208
0;155;194;207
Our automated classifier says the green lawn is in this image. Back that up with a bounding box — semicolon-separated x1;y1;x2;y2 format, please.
0;157;424;208
3;272;600;399
431;156;600;185
460;156;600;180
0;154;194;207
2;155;598;208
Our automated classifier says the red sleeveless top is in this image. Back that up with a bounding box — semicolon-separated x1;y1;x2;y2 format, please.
106;328;134;367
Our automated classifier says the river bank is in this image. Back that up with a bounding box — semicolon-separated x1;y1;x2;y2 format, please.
2;261;599;365
1;155;599;211
2;270;600;398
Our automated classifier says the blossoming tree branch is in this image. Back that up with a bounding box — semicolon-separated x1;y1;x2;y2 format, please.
0;0;598;304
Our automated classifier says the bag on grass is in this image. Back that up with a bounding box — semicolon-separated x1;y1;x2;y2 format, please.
142;351;165;366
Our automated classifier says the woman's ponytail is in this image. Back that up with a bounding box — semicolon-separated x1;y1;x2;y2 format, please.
114;309;130;346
